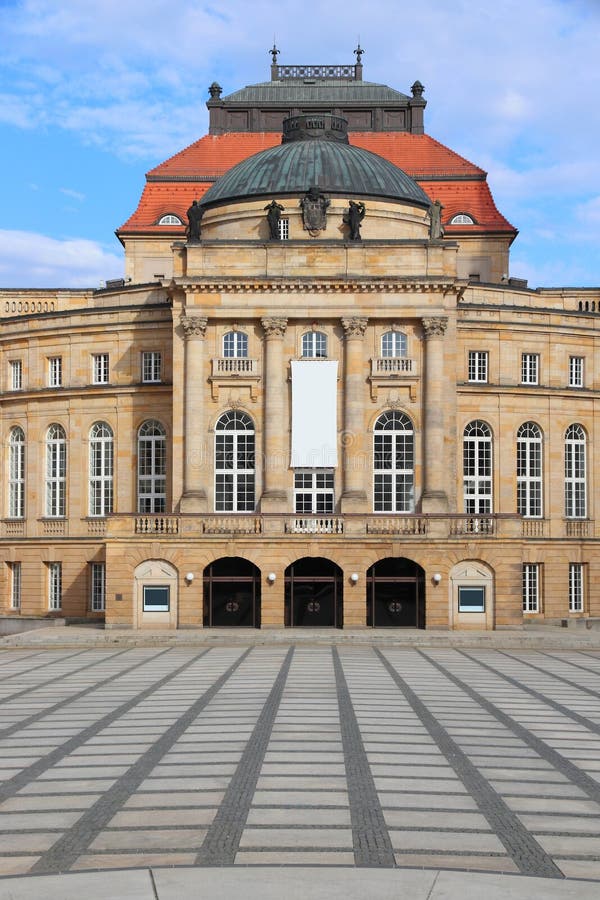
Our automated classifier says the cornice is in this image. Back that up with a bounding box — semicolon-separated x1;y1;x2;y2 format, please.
173;278;464;296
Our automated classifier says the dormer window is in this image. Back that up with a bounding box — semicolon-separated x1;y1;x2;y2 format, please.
450;213;475;225
158;214;182;226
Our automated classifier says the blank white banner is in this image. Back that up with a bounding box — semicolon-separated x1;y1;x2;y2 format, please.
290;360;338;468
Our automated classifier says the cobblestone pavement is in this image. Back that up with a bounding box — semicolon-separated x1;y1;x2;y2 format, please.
0;646;599;880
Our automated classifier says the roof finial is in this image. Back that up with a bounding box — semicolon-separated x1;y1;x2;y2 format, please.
354;41;364;65
270;42;279;65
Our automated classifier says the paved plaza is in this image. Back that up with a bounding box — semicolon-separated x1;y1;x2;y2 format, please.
0;643;600;896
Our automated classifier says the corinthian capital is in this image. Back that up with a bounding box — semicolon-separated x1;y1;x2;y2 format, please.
421;316;448;339
261;316;288;337
341;316;368;338
180;314;208;338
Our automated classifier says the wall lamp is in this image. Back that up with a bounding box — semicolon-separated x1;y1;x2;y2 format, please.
185;572;194;584
267;572;277;584
350;573;359;584
432;573;442;585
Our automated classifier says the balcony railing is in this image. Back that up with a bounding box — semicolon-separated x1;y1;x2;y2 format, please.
135;516;180;535
211;358;260;376
565;519;593;538
107;513;526;540
286;517;344;534
370;357;416;376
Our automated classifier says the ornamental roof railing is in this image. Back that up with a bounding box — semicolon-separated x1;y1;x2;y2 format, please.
272;64;361;80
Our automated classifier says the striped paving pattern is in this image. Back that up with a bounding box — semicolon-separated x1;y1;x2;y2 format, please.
0;646;599;878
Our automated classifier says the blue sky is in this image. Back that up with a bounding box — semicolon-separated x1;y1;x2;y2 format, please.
0;0;599;288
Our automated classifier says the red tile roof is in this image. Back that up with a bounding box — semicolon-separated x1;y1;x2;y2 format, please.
119;132;515;234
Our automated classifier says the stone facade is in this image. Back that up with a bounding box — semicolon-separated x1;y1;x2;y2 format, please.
1;63;599;631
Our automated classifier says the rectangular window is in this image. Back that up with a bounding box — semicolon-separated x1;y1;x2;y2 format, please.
278;217;289;240
522;563;540;613
90;562;106;612
569;356;584;388
92;353;109;384
142;351;162;383
294;470;334;514
48;562;62;611
521;353;539;385
48;357;62;387
569;563;584;613
10;360;22;391
9;562;21;610
143;585;170;612
468;351;488;383
458;586;485;613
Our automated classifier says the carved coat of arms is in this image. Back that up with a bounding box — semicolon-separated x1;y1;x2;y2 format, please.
300;186;330;235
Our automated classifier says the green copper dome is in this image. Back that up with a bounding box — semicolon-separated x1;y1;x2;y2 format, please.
199;114;430;210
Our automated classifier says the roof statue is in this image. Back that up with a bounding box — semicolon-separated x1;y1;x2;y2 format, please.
264;200;284;240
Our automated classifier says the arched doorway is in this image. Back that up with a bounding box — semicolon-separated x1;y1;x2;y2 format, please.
366;558;425;628
203;557;261;628
285;557;343;628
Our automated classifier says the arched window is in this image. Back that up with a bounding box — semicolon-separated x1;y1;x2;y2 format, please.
8;426;25;518
46;424;66;517
565;424;586;518
517;423;543;518
137;421;166;513
373;411;414;512
302;331;327;358
223;331;248;358
463;421;492;513
158;214;182;225
450;213;475;225
381;331;407;358
89;422;113;516
215;411;255;512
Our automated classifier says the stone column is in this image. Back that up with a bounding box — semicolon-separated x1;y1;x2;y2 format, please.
180;314;208;513
260;316;288;512
421;316;449;513
341;316;368;513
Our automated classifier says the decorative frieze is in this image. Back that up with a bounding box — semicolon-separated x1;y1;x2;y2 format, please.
180;314;208;337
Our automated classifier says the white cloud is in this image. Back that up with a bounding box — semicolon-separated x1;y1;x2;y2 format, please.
0;230;123;288
60;188;85;202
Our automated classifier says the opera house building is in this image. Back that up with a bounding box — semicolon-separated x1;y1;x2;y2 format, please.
1;52;599;631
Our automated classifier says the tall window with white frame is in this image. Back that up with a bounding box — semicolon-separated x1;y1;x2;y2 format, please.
569;356;584;388
517;422;543;517
9;562;21;610
467;350;488;383
90;562;106;612
214;411;255;512
141;351;162;383
522;563;540;613
89;423;113;516
301;331;328;358
92;353;109;384
278;217;289;240
137;421;167;513
46;424;66;517
565;424;586;518
8;426;25;518
521;353;539;385
10;360;22;390
463;421;493;514
48;562;62;611
381;331;407;358
569;563;584;613
222;331;248;358
48;356;62;387
373;411;415;512
294;470;334;514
